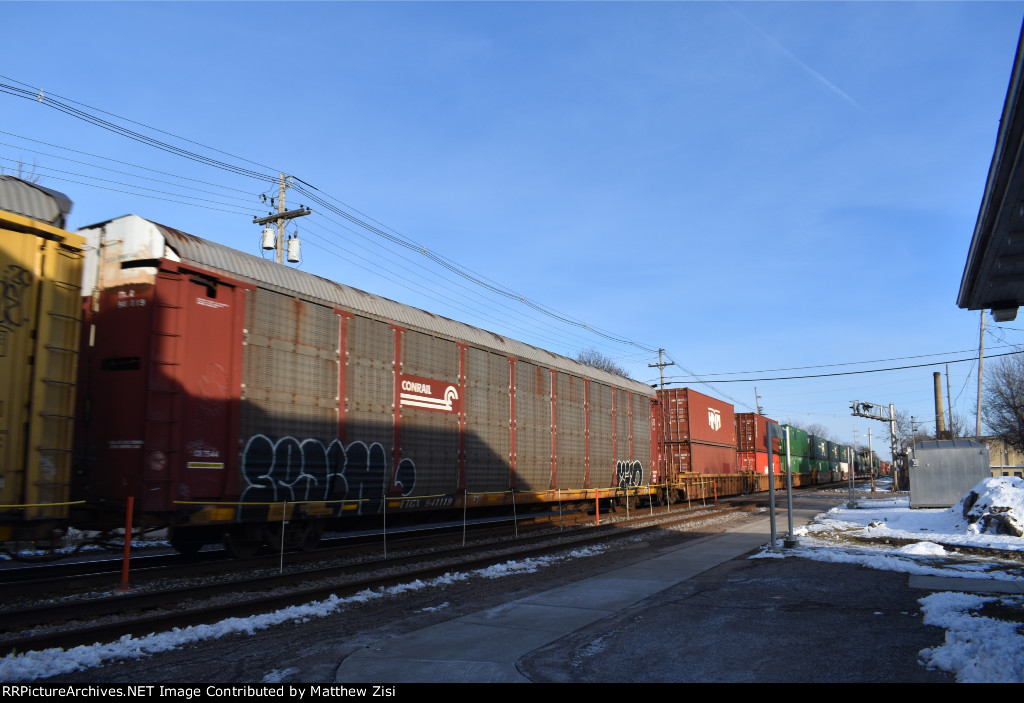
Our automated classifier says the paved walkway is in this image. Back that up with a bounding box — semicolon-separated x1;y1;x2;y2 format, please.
335;511;810;683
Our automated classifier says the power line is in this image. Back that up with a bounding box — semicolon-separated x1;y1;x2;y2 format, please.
1;75;664;359
672;345;1017;378
656;351;1024;384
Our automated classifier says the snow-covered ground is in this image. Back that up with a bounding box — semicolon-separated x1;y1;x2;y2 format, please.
1;479;1021;683
756;476;1024;683
0;546;607;682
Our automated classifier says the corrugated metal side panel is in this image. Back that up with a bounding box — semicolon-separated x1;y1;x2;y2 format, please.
514;362;550;491
782;425;809;457
0;214;84;526
809;435;829;461
0;227;41;517
556;373;585;489
241;288;339;442
737;451;784;474
590;383;613;486
661;389;690;443
910;443;991;507
344;315;393;450
400;331;459;496
687;442;737;475
786;454;811;473
736;413;777;453
631;394;651;479
24;237;83;518
615;389;630;463
465;347;510;492
147;221;654;397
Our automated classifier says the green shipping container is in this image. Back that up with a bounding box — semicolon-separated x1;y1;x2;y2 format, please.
785;454;811;473
809;435;829;461
781;425;809;457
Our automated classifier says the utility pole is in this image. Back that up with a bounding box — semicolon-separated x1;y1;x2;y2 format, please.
649;349;675;487
977;310;986;441
253;173;312;265
754;387;763;415
946;362;953;438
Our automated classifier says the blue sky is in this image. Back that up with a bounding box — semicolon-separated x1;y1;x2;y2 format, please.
3;1;1023;448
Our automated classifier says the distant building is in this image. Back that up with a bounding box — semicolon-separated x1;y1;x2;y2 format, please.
979;437;1024;477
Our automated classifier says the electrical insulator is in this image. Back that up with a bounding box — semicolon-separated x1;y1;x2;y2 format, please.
261;226;275;250
287;236;301;263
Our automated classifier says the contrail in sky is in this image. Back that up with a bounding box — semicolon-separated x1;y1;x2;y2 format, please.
727;5;872;117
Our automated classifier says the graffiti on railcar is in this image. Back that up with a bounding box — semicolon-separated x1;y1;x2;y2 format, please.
1;264;32;332
239;434;417;520
616;459;644;488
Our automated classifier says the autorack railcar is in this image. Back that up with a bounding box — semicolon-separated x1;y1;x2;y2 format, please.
72;214;655;555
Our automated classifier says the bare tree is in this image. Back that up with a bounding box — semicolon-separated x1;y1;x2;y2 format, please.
982;353;1024;453
0;157;41;184
575;349;633;380
948;411;970;440
893;409;930;452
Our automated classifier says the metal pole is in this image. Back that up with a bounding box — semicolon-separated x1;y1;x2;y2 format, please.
280;501;286;573
767;425;777;551
847;425;857;508
512;490;518;538
868;428;875;495
784;427;797;547
118;496;134;592
889;403;899;492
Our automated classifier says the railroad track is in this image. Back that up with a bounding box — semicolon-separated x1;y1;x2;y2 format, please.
0;502;748;656
0;492;737;599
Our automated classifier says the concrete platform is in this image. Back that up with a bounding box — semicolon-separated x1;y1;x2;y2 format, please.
335;511;820;683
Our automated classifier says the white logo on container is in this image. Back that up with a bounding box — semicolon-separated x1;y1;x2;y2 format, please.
708;408;721;432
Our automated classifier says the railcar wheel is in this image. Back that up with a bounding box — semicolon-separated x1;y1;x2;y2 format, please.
223;526;263;558
170;532;205;557
300;522;324;551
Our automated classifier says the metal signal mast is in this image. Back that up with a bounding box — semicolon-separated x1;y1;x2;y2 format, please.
850;400;901;491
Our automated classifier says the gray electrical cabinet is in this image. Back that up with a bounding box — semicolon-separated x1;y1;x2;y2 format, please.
909;439;990;508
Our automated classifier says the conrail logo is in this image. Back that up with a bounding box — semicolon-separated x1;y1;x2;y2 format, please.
399;374;460;413
708;408;722;432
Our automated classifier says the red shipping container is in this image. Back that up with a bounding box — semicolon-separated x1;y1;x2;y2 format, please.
737;451;785;474
665;442;736;475
735;413;781;453
657;388;735;447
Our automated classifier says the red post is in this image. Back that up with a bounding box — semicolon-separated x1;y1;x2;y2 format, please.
118;496;134;592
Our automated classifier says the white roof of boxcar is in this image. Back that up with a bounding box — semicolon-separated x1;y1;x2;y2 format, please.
84;215;654;396
0;176;72;228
